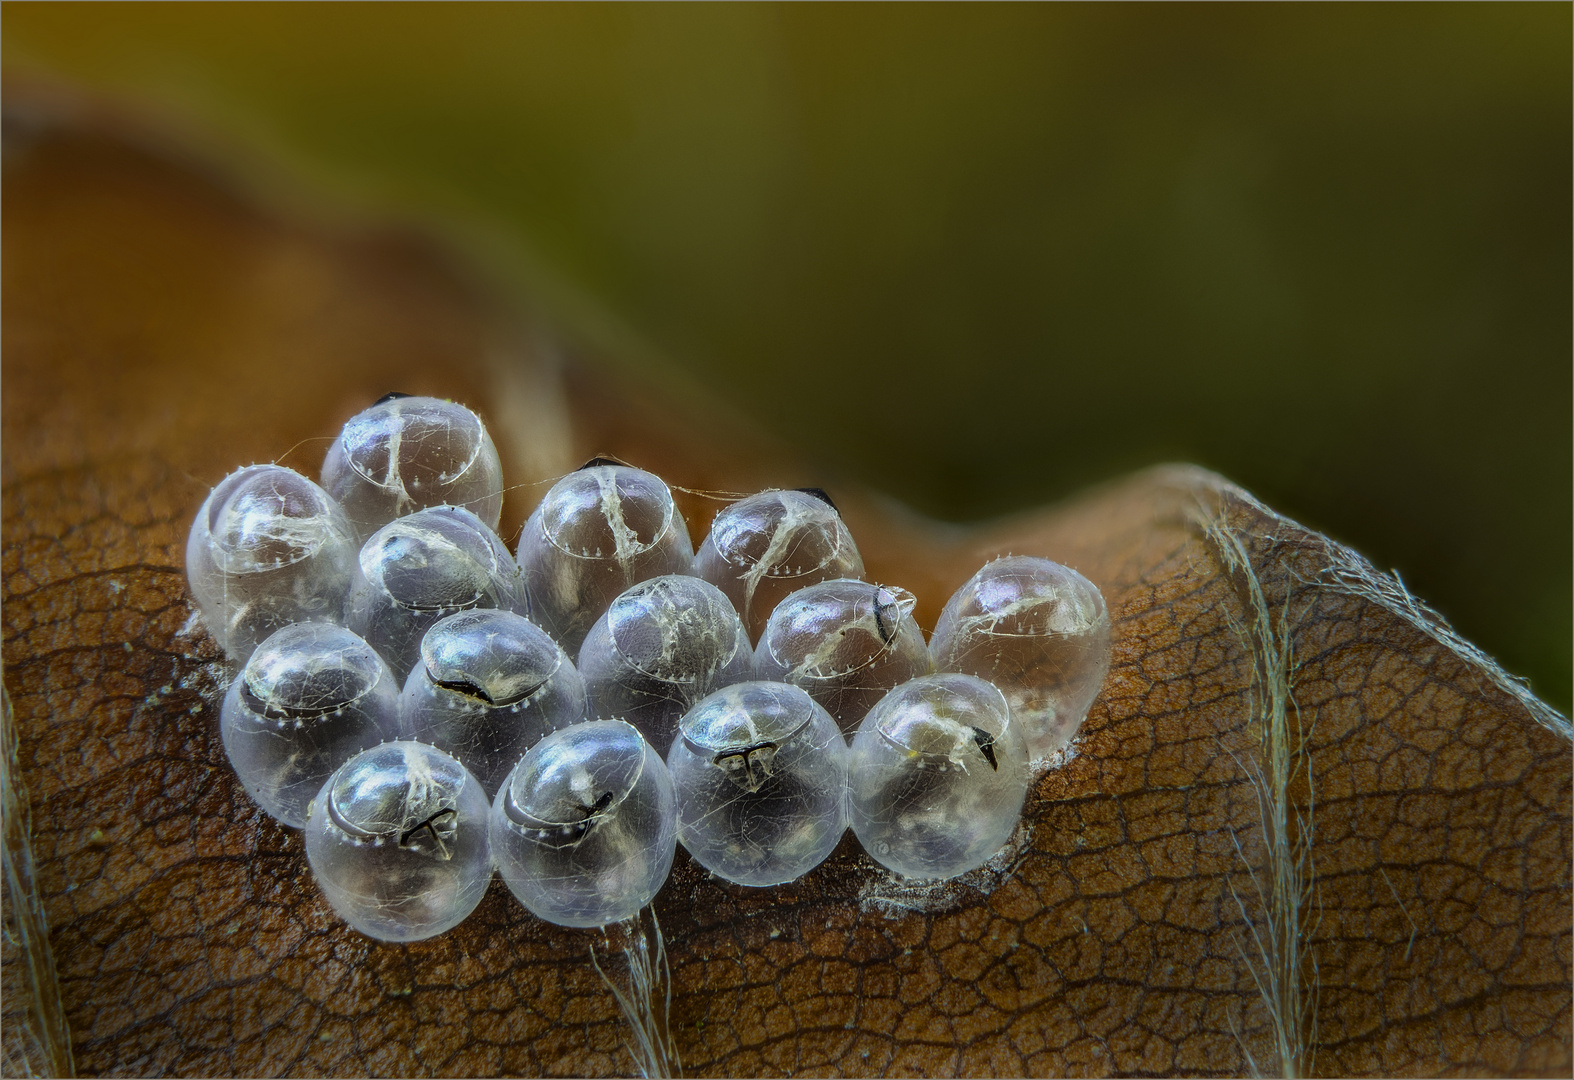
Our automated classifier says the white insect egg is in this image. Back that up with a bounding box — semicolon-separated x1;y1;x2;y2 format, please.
515;461;694;656
185;464;357;664
400;609;587;796
693;488;865;643
754;578;933;734
578;575;753;751
320;394;504;542
304;740;492;943
848;673;1029;880
220;623;401;829
347;504;528;682
929;556;1111;762
667;681;847;887
489;720;677;928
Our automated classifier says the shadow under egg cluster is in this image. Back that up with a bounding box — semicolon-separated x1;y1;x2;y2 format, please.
185;394;1111;942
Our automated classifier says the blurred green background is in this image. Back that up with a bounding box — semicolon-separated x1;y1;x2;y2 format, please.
5;3;1569;712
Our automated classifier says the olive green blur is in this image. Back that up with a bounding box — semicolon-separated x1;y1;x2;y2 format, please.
5;3;1568;712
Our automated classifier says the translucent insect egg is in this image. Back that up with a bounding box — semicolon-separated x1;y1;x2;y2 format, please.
490;720;677;928
220;623;400;828
347;504;528;681
848;673;1029;880
400;609;587;796
304;741;492;942
929;556;1110;761
515;462;694;655
185;464;357;664
320;394;504;542
579;575;753;751
667;682;847;887
754;578;933;734
693;488;865;643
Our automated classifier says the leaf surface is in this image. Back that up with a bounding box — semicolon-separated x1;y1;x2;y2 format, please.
3;107;1568;1078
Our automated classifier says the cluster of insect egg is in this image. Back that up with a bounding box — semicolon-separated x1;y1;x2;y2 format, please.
186;395;1111;942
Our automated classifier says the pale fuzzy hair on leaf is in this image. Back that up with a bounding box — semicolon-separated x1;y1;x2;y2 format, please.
2;675;75;1078
1200;513;1319;1080
592;908;681;1080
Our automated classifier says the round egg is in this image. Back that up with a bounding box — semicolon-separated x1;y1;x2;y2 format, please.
755;578;932;734
221;623;401;828
693;488;864;643
516;462;694;655
304;741;492;942
490;721;677;928
579;575;752;750
668;681;847;887
185;464;357;664
320;394;504;542
347;504;527;681
849;674;1029;880
929;556;1110;761
400;609;586;797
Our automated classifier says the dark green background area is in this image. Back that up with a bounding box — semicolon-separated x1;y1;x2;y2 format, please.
5;3;1569;712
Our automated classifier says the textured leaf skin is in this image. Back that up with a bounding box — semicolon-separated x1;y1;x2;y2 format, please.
3;108;1568;1078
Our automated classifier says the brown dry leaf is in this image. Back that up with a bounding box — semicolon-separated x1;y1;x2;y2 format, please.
3;102;1568;1079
